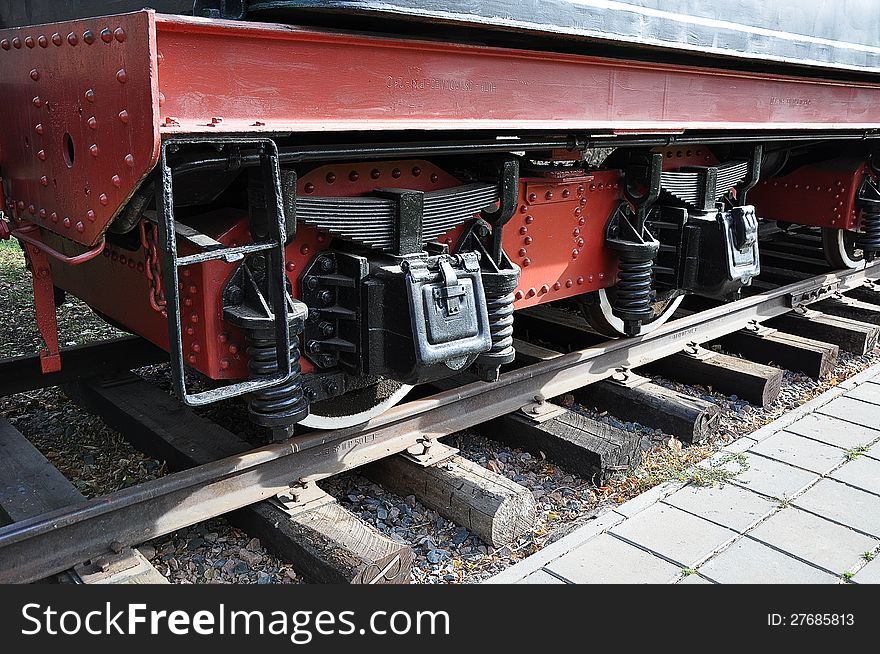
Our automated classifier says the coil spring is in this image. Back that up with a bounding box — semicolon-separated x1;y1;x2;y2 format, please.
245;327;308;426
486;292;515;357
614;255;654;320
858;209;880;254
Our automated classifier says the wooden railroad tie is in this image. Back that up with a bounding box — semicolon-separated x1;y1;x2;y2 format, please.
0;336;165;398
514;339;719;444
478;404;642;486
715;327;838;379
814;294;880;326
364;449;536;549
68;374;413;585
0;417;167;584
767;309;879;355
843;282;880;306
641;346;783;408
574;375;720;444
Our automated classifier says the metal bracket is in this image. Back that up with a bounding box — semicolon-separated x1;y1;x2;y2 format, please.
681;341;714;360
519;396;568;423
605;368;650;388
400;440;459;467
743;319;776;337
273;482;335;516
73;549;145;584
789;282;840;308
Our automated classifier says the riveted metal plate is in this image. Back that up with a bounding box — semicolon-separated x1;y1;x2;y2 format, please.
0;11;160;247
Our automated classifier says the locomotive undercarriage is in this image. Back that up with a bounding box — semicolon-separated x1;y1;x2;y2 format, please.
31;133;876;439
3;8;880;439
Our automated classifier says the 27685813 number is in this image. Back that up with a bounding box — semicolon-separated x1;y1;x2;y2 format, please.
768;614;854;626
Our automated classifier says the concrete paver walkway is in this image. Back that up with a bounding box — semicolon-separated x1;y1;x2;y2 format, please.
488;365;880;584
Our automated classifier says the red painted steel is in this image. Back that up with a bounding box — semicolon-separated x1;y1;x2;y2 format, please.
22;243;61;373
7;10;880;252
505;170;620;309
750;158;868;230
0;12;160;248
153;13;880;135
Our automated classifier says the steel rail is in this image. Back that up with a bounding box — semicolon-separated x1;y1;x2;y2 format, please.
0;262;877;583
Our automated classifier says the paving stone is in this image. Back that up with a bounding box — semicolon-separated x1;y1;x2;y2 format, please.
677;573;713;584
785;413;880;450
852;557;880;584
830;456;880;497
545;533;682;584
663;483;777;532
516;569;566;584
748;507;878;575
613;480;685;519
866;440;880;461
749;431;847;474
698;537;839;584
728;453;819;500
817;396;880;429
843;380;880;404
794;479;880;537
609;503;736;567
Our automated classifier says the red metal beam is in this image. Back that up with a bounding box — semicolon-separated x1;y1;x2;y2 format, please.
6;9;880;249
154;13;880;134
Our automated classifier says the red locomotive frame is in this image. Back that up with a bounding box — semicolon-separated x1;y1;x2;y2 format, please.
5;10;880;249
4;10;880;384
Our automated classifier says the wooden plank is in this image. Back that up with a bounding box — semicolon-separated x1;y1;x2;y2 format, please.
480;406;642;484
767;309;879;354
641;349;783;408
513;338;565;364
755;265;813;285
515;305;601;346
365;454;536;548
0;417;167;584
814;295;880;325
715;329;838;379
759;251;832;274
845;283;880;306
0;337;166;397
573;376;720;443
69;373;413;584
515;339;722;442
233;500;412;584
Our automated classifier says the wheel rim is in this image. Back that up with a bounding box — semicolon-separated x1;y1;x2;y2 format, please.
822;228;864;270
298;380;413;429
584;288;684;337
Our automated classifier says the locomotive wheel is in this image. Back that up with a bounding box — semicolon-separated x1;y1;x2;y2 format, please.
582;288;684;337
822;227;864;269
298;379;413;429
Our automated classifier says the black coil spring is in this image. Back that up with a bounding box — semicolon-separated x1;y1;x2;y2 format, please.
614;255;654;319
486;292;515;356
858;209;880;254
245;327;308;425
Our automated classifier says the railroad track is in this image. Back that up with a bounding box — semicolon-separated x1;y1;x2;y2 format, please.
2;252;880;584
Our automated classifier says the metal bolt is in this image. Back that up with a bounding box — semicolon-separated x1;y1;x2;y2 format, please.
226;285;243;305
110;540;124;554
319;322;335;337
319;290;333;306
319;257;334;272
307;340;321;354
